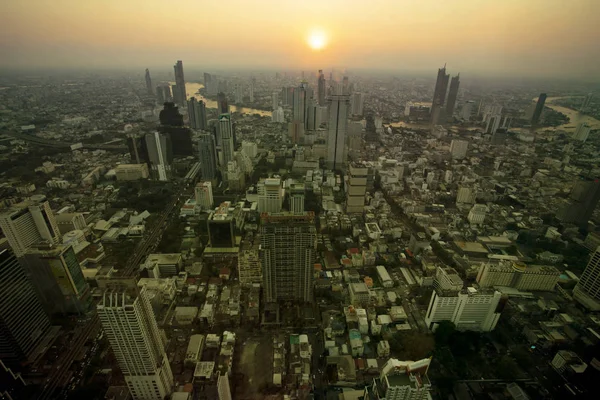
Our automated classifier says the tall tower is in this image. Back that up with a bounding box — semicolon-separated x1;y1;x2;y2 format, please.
0;195;61;257
531;93;547;125
0;246;51;366
350;92;364;116
218;114;235;167
260;212;316;303
557;177;600;226
145;69;153;95
432;65;450;106
293;83;309;127
145;132;173;181
98;285;174;400
258;178;282;213
317;70;326;106
217;92;229;114
327;94;350;170
198;133;218;182
573;248;600;310
290;183;305;213
173;60;186;105
445;74;460;119
187;98;207;130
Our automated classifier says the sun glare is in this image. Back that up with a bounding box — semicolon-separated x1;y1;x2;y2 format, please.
308;30;327;50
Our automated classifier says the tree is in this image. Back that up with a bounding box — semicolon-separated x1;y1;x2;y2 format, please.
433;321;456;347
496;355;519;380
389;331;435;361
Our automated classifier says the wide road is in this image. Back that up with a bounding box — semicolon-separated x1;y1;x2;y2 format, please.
35;184;190;400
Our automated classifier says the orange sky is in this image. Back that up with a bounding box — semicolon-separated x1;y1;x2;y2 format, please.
1;0;599;79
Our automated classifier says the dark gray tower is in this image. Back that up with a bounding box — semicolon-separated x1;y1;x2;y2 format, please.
432;65;450;107
531;93;547;125
318;69;326;106
145;69;153;95
173;60;186;105
445;74;460;119
198;133;218;182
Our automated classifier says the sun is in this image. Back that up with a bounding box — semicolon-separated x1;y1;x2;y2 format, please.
308;30;327;50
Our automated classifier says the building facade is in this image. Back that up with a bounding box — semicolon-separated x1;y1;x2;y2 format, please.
573;247;600;310
327;94;350;170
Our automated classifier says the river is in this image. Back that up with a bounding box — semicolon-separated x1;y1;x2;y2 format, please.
172;82;272;117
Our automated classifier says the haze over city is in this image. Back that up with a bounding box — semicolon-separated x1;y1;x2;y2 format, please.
2;0;600;79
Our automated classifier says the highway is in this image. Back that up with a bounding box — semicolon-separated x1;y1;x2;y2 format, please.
35;184;190;399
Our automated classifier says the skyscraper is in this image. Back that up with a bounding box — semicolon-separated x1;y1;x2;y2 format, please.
145;132;173;181
195;181;214;210
159;102;193;156
0;195;61;257
445;74;460;119
574;248;600;310
293;83;309;127
258;178;282;213
290;183;305;213
317;69;326;106
574;122;591;142
217;92;229;114
98;285;174;400
187;98;208;130
557;177;600;225
531;93;547;125
127;133;150;165
580;93;593;112
350;92;364;116
432;65;450;107
156;85;171;104
173;60;186;105
0;246;51;366
145;69;153;95
327;94;350;170
198;133;218;182
272;91;279;110
260;212;317;303
218;114;235;167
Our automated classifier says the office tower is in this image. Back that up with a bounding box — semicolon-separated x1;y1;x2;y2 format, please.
207;202;236;248
187;98;208;130
145;132;172;181
21;242;90;315
557;177;600;225
238;239;262;284
306;99;319;130
260;212;317;303
289;183;305;213
272;107;285;123
218;114;235;167
0;247;51;366
346;162;369;213
258;178;282;213
317;69;326;106
293;83;309;127
467;204;488;225
272;91;279;110
580;93;593;112
204;72;218;96
0;195;61;257
432;65;450;107
127;133;150;165
364;358;432;400
445;74;460;119
531;93;547;125
241;141;257;159
234;84;243;104
173;60;186;105
573;248;600;310
98;285;174;400
485;114;501;135
450;139;468;159
195;181;213;210
574;122;591;142
156;85;171;104
327;94;350;170
159;103;193;156
350;92;364;116
217;92;229;114
145;69;153;95
198;133;218;182
54;211;87;234
500;115;513;129
226;160;245;191
342;76;350;95
460;100;475;121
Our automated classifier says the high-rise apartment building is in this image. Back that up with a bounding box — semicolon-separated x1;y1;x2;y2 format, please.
0;247;51;366
145;69;153;95
574;122;591;142
217;92;229;114
173;60;186;105
450;139;468;160
327;94;350;170
260;212;316;303
557;177;600;225
272;107;285;123
293;83;309;127
346;162;369;213
198;133;218;182
364;358;432;400
289;183;305;213
195;181;213;210
531;93;547;125
187;98;208;130
445;74;460;119
207;202;236;248
0;195;61;257
98;285;174;400
258;178;282;213
218;114;235;167
573;248;600;310
145;132;172;181
317;69;326;106
350;92;364;116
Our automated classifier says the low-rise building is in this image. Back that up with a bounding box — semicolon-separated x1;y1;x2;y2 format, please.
114;164;149;181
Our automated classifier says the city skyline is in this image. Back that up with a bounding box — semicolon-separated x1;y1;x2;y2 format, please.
2;1;600;80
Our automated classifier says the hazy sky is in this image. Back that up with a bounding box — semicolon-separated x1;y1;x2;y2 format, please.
2;0;599;79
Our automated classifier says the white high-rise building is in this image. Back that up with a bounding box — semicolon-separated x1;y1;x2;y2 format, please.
272;91;279;110
0;195;61;257
350;92;364;116
450;139;468;160
364;358;432;400
467;204;488;225
258;178;282;213
327;94;350;170
98;286;174;400
573;247;600;310
289;183;305;213
272;107;285;123
425;287;503;332
574;122;591;142
218;114;235;167
195;181;213;210
476;261;560;291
